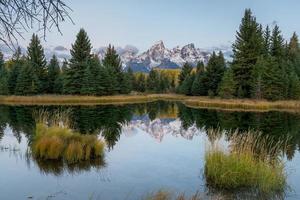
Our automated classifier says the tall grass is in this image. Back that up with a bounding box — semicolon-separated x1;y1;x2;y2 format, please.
204;129;287;194
32;123;105;163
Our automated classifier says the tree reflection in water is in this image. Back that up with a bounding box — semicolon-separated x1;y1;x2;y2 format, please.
0;101;300;160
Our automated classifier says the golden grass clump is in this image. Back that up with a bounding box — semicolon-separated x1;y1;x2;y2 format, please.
32;123;105;163
205;129;287;194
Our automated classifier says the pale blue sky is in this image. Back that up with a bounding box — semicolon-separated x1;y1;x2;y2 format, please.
22;0;300;51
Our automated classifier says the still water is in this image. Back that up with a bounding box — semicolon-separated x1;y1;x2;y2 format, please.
0;101;300;200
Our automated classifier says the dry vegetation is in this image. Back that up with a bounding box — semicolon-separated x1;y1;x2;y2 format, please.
1;94;300;112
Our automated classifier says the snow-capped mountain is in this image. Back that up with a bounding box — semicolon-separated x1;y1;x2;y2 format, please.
95;40;211;72
122;117;201;142
0;41;232;72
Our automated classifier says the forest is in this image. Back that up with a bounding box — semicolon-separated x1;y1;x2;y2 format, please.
0;9;300;101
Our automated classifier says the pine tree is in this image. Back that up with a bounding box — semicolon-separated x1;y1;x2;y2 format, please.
261;57;286;100
47;55;61;93
8;48;25;94
196;61;205;73
102;44;122;93
287;32;300;76
263;25;271;56
270;25;286;63
218;68;236;99
97;66;113;95
0;52;9;95
178;73;195;95
206;51;226;95
147;69;159;92
81;64;96;95
231;9;264;98
15;63;38;95
178;62;192;85
64;29;92;94
27;34;47;93
136;73;146;92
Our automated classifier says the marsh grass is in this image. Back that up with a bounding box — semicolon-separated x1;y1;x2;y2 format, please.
32;123;105;163
205;129;288;194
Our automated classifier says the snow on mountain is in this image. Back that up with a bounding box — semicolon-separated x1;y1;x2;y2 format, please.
122;118;200;142
0;41;232;71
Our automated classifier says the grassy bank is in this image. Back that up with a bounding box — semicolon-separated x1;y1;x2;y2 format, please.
0;94;300;112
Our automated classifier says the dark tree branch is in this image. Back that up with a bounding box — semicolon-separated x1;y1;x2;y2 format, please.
0;0;73;50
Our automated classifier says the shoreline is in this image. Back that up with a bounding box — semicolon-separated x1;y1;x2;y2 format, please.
0;94;300;112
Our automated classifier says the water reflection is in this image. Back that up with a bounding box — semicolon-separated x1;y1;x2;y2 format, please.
1;102;300;159
1;102;300;199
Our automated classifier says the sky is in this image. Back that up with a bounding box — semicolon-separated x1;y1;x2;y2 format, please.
20;0;300;51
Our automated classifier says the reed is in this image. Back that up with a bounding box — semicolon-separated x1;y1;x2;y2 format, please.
32;123;105;163
204;129;287;194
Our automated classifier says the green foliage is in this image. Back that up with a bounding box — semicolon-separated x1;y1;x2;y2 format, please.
218;68;236;99
178;62;192;85
206;51;226;96
8;48;24;94
64;29;92;94
15;62;38;95
147;69;160;92
27;34;47;93
178;73;195;95
0;52;9;95
134;73;146;92
261;57;287;100
47;55;62;93
102;44;123;93
232;9;264;98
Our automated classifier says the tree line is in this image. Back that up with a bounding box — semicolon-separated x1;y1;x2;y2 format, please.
0;9;300;100
177;9;300;100
0;28;175;96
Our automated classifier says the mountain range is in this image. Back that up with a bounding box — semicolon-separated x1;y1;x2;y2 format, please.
0;41;232;72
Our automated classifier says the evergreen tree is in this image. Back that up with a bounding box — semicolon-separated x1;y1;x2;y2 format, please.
15;63;38;95
270;25;286;63
102;44;122;93
8;49;25;94
147;69;159;92
27;34;47;93
64;29;92;94
81;64;96;95
263;25;271;56
288;72;300;99
287;32;300;76
97;66;114;95
120;71;132;94
0;52;9;95
47;55;61;93
206;51;226;95
231;9;264;98
261;57;286;100
178;63;192;85
136;73;146;92
218;68;236;99
178;73;195;95
196;61;205;73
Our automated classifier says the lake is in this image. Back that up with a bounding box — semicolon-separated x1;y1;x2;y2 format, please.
0;101;300;200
